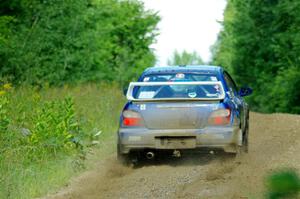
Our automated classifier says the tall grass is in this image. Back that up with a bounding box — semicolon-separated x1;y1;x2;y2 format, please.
0;83;125;199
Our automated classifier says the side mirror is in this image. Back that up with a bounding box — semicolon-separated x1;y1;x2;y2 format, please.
123;88;128;96
239;87;253;97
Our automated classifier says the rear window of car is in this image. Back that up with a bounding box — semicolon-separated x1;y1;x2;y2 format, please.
133;73;222;100
142;73;219;82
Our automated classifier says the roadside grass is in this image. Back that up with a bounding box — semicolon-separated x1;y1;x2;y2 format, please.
0;83;125;199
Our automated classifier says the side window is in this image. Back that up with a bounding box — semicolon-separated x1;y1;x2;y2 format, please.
223;72;238;97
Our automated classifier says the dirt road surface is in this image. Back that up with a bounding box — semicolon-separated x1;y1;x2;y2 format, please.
45;112;300;199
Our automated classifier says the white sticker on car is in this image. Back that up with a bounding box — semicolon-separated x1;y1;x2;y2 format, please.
214;84;220;92
188;92;197;98
140;104;146;110
210;76;218;81
138;91;155;99
143;77;150;82
175;73;185;79
207;93;219;97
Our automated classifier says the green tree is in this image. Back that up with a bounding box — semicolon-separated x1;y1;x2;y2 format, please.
0;0;160;86
167;50;204;66
212;0;300;114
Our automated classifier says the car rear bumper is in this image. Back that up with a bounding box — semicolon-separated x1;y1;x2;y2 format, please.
118;126;241;154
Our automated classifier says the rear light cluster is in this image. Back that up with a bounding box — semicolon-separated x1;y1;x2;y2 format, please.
208;109;231;126
122;110;144;127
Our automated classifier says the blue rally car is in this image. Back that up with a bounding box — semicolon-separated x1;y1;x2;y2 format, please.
117;65;252;163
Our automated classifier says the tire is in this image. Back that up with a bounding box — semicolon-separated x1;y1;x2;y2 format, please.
117;143;140;166
236;120;249;156
117;144;130;165
243;118;249;153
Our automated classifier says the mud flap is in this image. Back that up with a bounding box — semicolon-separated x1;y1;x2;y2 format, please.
238;129;243;146
224;129;243;153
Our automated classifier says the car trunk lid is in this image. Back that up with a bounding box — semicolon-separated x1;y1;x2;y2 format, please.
135;101;219;129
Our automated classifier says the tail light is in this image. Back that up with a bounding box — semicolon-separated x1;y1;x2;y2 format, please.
208;109;231;126
122;110;144;127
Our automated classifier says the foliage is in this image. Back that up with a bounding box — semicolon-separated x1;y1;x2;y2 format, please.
266;170;300;199
27;97;83;159
212;0;300;113
0;16;14;46
0;83;125;198
168;50;204;66
0;0;160;86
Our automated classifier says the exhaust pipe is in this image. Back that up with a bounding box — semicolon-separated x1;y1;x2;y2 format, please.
145;151;155;159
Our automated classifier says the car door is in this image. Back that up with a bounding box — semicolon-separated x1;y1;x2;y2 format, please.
223;71;246;131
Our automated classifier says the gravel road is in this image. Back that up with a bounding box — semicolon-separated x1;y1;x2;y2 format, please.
45;112;300;199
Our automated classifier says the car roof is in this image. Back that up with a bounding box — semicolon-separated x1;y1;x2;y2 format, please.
143;65;222;75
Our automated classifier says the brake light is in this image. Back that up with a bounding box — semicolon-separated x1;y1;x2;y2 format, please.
122;110;143;127
208;109;231;125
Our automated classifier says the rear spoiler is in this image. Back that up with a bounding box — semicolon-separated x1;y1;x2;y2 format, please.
126;81;225;102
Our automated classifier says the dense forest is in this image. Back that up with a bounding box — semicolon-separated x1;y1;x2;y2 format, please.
212;0;300;114
0;0;159;86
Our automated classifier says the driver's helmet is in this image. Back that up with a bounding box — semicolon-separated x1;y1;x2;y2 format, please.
169;73;194;92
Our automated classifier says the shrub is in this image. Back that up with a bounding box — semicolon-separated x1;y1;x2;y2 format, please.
0;83;125;198
266;170;300;199
26;97;83;161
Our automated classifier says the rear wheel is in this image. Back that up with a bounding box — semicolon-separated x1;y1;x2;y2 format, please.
236;120;249;156
244;123;249;153
117;144;130;165
117;144;140;166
